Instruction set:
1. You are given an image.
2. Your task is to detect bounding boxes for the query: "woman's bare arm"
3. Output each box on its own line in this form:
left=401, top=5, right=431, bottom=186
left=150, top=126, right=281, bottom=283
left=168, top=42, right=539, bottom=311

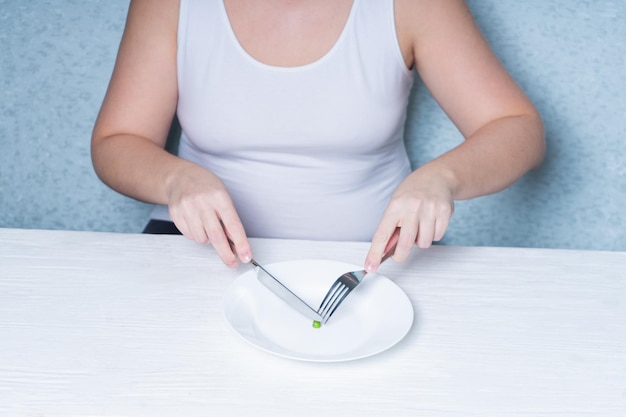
left=92, top=0, right=180, bottom=203
left=366, top=0, right=546, bottom=271
left=91, top=0, right=251, bottom=266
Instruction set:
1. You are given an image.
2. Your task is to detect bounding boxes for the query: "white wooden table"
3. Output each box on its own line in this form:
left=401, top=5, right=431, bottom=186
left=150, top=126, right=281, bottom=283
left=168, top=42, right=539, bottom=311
left=1, top=228, right=625, bottom=416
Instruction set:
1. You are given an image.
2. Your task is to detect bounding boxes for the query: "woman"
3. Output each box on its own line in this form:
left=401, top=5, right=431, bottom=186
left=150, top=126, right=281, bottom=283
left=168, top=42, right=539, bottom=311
left=91, top=0, right=545, bottom=272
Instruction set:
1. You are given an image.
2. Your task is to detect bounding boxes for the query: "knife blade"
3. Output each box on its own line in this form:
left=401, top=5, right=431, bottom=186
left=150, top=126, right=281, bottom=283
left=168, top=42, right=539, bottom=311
left=251, top=259, right=323, bottom=322
left=226, top=237, right=322, bottom=322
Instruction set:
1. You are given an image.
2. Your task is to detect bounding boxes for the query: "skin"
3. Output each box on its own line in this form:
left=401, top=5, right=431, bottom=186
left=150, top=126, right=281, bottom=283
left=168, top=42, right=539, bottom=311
left=92, top=0, right=545, bottom=271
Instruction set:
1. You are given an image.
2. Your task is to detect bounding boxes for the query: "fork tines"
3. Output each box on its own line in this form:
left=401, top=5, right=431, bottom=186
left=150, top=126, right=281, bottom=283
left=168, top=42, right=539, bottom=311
left=317, top=273, right=359, bottom=323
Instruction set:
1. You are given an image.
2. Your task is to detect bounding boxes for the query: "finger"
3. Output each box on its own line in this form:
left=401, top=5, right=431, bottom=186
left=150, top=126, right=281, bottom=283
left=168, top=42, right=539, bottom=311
left=170, top=207, right=206, bottom=243
left=185, top=210, right=211, bottom=244
left=415, top=202, right=439, bottom=249
left=415, top=204, right=436, bottom=249
left=203, top=215, right=238, bottom=268
left=392, top=219, right=418, bottom=263
left=416, top=218, right=435, bottom=249
left=365, top=219, right=399, bottom=273
left=212, top=193, right=251, bottom=264
left=383, top=227, right=402, bottom=256
left=220, top=216, right=252, bottom=263
left=171, top=200, right=212, bottom=244
left=169, top=196, right=212, bottom=244
left=433, top=213, right=451, bottom=242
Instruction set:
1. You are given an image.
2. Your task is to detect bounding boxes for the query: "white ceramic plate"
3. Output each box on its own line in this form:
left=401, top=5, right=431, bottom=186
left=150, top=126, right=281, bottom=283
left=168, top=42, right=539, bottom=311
left=223, top=259, right=414, bottom=362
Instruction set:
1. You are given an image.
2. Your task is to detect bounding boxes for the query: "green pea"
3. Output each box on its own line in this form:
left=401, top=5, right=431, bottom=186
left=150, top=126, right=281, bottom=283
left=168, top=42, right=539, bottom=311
left=312, top=320, right=321, bottom=329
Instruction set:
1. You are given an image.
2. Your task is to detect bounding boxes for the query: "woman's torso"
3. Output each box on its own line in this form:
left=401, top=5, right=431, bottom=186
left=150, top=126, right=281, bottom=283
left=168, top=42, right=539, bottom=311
left=152, top=0, right=415, bottom=241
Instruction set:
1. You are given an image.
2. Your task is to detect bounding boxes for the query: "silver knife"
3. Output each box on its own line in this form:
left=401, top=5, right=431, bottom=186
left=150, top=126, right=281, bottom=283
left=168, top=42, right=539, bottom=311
left=227, top=238, right=322, bottom=322
left=251, top=259, right=323, bottom=322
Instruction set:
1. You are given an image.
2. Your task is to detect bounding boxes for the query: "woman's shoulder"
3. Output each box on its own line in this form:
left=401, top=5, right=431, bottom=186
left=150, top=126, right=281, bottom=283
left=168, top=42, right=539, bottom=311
left=394, top=0, right=472, bottom=36
left=126, top=0, right=180, bottom=34
left=394, top=0, right=478, bottom=68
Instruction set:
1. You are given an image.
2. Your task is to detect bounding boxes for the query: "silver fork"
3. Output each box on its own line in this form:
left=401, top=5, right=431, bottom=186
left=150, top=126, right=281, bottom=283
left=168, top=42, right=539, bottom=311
left=317, top=230, right=400, bottom=324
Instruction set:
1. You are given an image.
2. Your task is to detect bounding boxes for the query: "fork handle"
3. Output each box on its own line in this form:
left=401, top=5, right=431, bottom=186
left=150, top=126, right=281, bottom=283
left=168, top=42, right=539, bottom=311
left=380, top=228, right=401, bottom=264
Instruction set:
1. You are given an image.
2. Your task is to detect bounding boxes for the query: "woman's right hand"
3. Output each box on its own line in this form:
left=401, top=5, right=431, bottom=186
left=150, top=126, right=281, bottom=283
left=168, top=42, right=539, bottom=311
left=166, top=165, right=252, bottom=268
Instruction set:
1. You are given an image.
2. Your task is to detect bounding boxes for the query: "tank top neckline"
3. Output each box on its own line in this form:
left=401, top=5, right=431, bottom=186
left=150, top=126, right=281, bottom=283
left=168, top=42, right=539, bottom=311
left=218, top=0, right=359, bottom=72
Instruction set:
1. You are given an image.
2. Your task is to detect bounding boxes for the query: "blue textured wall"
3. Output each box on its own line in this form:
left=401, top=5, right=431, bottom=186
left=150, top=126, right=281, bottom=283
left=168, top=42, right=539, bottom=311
left=1, top=1, right=625, bottom=251
left=0, top=1, right=152, bottom=232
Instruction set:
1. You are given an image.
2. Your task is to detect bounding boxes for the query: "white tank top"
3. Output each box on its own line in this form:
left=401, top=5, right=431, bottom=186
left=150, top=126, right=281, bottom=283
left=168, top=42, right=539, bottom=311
left=151, top=0, right=414, bottom=241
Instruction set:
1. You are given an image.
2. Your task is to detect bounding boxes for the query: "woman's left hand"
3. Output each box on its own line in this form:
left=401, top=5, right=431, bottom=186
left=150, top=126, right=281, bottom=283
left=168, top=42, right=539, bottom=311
left=364, top=165, right=455, bottom=273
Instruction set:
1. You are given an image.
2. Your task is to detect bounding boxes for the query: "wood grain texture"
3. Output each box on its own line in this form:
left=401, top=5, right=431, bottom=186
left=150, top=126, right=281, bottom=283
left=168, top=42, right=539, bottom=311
left=1, top=229, right=625, bottom=416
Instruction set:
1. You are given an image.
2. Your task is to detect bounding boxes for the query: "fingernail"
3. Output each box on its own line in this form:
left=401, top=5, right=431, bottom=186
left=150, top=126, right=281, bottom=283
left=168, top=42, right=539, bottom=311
left=365, top=262, right=376, bottom=273
left=241, top=252, right=251, bottom=263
